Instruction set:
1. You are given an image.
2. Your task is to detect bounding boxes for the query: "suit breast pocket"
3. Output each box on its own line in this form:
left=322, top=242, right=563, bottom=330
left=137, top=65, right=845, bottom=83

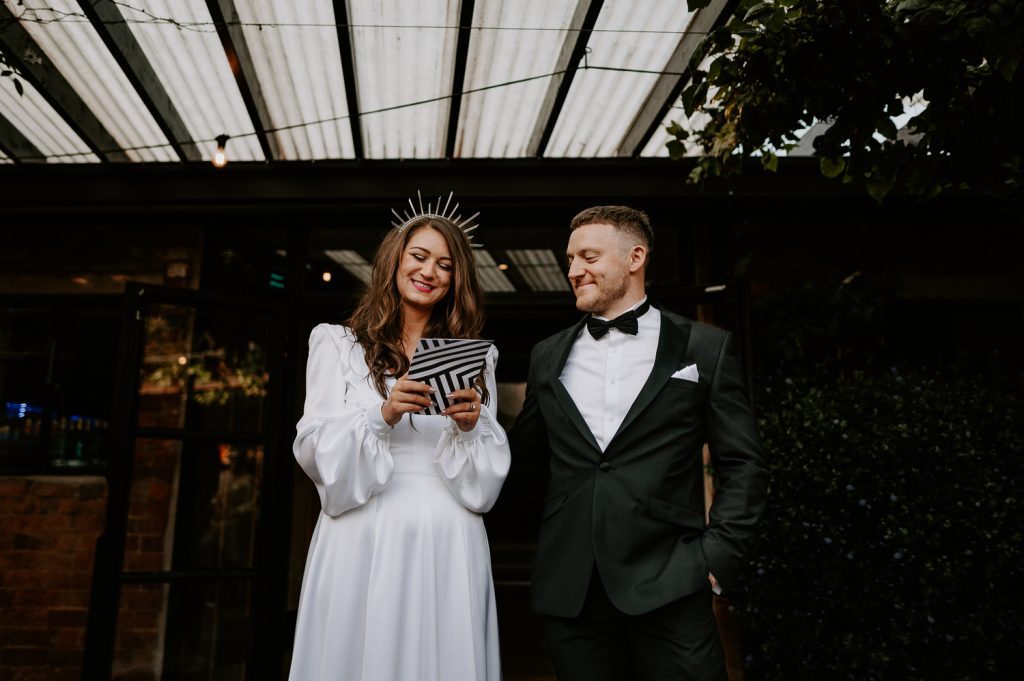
left=664, top=378, right=706, bottom=396
left=662, top=380, right=707, bottom=418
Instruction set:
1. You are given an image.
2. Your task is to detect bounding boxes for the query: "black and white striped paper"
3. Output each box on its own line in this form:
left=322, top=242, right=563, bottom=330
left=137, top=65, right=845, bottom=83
left=406, top=338, right=493, bottom=416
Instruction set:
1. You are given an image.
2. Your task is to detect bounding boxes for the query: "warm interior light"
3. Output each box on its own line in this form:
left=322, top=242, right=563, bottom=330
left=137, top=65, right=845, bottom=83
left=322, top=271, right=332, bottom=282
left=212, top=134, right=230, bottom=168
left=177, top=355, right=188, bottom=366
left=497, top=263, right=509, bottom=271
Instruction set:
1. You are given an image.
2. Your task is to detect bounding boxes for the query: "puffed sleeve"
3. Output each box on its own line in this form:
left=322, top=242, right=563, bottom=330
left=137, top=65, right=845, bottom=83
left=433, top=345, right=511, bottom=513
left=293, top=324, right=394, bottom=517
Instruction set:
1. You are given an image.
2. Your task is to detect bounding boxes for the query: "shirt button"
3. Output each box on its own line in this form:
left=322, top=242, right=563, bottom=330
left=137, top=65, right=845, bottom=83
left=599, top=462, right=611, bottom=472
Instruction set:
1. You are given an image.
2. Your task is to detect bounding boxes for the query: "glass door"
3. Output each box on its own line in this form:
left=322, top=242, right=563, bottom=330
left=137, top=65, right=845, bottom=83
left=84, top=283, right=287, bottom=680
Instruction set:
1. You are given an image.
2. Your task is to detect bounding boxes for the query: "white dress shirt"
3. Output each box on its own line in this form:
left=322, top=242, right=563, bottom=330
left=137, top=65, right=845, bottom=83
left=559, top=297, right=659, bottom=451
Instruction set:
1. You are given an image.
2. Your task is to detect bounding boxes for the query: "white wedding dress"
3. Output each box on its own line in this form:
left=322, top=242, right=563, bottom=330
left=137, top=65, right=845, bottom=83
left=288, top=324, right=510, bottom=681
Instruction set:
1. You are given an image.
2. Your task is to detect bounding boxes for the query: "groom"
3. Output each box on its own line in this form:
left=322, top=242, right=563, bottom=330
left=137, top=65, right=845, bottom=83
left=510, top=206, right=767, bottom=681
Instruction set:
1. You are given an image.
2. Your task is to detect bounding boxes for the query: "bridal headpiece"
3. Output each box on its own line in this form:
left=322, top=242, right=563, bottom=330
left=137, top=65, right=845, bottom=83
left=391, top=190, right=481, bottom=248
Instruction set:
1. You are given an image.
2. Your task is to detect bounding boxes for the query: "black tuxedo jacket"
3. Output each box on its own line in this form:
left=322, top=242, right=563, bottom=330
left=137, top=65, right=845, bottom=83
left=510, top=307, right=767, bottom=617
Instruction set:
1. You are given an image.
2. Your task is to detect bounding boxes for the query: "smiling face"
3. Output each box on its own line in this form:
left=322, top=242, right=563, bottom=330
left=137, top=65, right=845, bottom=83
left=566, top=222, right=644, bottom=317
left=396, top=226, right=453, bottom=313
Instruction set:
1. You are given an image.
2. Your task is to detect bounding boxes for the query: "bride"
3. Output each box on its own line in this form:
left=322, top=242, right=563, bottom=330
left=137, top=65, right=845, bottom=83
left=289, top=207, right=510, bottom=681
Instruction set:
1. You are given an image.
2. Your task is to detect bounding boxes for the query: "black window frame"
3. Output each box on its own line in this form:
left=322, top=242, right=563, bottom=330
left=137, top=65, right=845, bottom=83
left=0, top=293, right=123, bottom=475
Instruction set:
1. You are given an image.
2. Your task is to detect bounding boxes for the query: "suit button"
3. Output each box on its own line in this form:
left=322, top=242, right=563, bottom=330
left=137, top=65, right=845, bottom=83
left=598, top=462, right=611, bottom=472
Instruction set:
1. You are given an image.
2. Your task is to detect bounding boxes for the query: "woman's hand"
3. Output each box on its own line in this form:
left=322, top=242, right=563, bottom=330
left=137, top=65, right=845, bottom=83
left=381, top=378, right=434, bottom=426
left=443, top=387, right=482, bottom=433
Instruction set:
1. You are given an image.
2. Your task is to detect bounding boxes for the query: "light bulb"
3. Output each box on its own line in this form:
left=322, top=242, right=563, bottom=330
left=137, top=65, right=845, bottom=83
left=212, top=134, right=230, bottom=168
left=322, top=272, right=332, bottom=282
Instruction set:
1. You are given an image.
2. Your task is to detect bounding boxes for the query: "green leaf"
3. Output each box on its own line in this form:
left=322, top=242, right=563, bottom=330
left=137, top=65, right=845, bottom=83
left=666, top=120, right=688, bottom=138
left=767, top=9, right=787, bottom=32
left=895, top=0, right=929, bottom=13
left=744, top=2, right=775, bottom=23
left=1, top=70, right=11, bottom=77
left=685, top=0, right=713, bottom=11
left=14, top=78, right=23, bottom=97
left=988, top=3, right=1007, bottom=24
left=997, top=55, right=1018, bottom=81
left=680, top=83, right=698, bottom=115
left=820, top=156, right=846, bottom=178
left=681, top=81, right=709, bottom=117
left=763, top=153, right=780, bottom=172
left=708, top=57, right=723, bottom=83
left=667, top=139, right=687, bottom=160
left=965, top=16, right=992, bottom=39
left=865, top=174, right=896, bottom=203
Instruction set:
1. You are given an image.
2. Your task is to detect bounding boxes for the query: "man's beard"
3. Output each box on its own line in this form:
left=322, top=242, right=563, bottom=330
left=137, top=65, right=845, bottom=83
left=575, top=272, right=629, bottom=315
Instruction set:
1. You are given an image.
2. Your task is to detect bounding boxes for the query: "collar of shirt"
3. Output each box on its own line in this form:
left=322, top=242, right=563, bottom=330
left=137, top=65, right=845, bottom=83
left=593, top=296, right=649, bottom=322
left=578, top=296, right=656, bottom=343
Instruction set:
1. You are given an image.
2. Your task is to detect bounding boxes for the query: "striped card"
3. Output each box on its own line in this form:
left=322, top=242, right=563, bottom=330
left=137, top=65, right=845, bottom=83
left=407, top=338, right=493, bottom=416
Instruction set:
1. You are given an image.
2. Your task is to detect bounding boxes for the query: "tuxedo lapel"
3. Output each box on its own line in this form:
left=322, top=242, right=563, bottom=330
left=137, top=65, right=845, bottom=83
left=607, top=311, right=691, bottom=447
left=549, top=317, right=602, bottom=454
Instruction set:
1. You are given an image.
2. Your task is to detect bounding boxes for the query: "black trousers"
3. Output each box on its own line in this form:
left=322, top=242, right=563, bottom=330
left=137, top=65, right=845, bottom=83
left=542, top=567, right=727, bottom=681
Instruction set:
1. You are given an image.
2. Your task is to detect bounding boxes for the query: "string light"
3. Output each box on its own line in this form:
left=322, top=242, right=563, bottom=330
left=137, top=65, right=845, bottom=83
left=212, top=134, right=229, bottom=168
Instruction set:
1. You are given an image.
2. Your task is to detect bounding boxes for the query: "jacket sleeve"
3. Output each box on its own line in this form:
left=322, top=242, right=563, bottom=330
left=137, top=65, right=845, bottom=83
left=700, top=331, right=768, bottom=591
left=505, top=343, right=552, bottom=523
left=433, top=345, right=511, bottom=513
left=293, top=324, right=394, bottom=517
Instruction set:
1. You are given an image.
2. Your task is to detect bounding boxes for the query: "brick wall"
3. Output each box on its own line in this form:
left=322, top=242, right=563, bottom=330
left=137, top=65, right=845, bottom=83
left=0, top=475, right=107, bottom=681
left=111, top=439, right=179, bottom=681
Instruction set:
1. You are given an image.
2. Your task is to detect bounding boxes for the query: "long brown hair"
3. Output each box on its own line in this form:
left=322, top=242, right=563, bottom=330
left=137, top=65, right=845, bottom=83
left=347, top=216, right=487, bottom=400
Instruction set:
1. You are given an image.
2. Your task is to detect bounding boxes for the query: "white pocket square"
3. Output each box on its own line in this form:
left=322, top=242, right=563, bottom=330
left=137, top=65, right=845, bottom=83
left=671, top=364, right=699, bottom=382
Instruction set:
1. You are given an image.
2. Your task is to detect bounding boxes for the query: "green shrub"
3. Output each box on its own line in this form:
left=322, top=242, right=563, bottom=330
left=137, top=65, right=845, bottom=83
left=737, top=283, right=1023, bottom=679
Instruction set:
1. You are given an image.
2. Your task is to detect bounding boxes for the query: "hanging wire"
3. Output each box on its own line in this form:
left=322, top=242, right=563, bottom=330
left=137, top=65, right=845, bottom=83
left=2, top=0, right=711, bottom=36
left=4, top=64, right=688, bottom=162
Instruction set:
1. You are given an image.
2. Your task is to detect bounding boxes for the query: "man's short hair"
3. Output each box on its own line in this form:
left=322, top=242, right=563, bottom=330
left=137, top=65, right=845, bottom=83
left=569, top=206, right=654, bottom=259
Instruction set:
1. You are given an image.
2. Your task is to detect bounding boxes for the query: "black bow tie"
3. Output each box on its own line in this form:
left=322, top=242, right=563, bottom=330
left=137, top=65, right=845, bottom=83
left=586, top=301, right=651, bottom=340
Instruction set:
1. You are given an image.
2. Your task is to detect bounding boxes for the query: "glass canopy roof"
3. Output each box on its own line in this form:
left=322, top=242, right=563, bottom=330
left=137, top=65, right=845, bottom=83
left=0, top=0, right=776, bottom=164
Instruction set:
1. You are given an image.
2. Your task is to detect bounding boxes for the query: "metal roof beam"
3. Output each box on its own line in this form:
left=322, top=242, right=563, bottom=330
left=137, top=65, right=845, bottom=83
left=0, top=109, right=43, bottom=163
left=526, top=0, right=604, bottom=158
left=79, top=0, right=201, bottom=162
left=617, top=0, right=731, bottom=157
left=0, top=3, right=128, bottom=162
left=206, top=0, right=280, bottom=161
left=332, top=0, right=364, bottom=159
left=444, top=0, right=475, bottom=158
left=0, top=158, right=861, bottom=210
